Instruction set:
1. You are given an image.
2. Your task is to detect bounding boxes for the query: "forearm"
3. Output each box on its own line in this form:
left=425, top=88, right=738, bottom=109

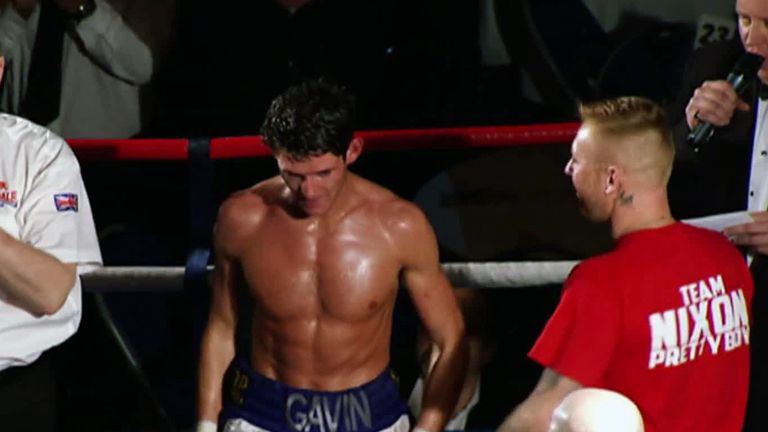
left=416, top=336, right=469, bottom=431
left=499, top=402, right=550, bottom=432
left=0, top=229, right=76, bottom=315
left=499, top=386, right=573, bottom=432
left=198, top=321, right=236, bottom=423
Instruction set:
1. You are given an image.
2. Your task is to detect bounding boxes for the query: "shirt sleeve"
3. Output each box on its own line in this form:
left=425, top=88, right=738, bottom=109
left=0, top=4, right=36, bottom=113
left=72, top=0, right=153, bottom=84
left=17, top=133, right=102, bottom=271
left=529, top=260, right=621, bottom=385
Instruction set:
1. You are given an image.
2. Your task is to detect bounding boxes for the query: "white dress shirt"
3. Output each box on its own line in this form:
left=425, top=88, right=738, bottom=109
left=0, top=114, right=102, bottom=371
left=748, top=99, right=768, bottom=213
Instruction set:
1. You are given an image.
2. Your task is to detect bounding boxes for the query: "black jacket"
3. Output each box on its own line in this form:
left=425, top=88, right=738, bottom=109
left=668, top=37, right=762, bottom=219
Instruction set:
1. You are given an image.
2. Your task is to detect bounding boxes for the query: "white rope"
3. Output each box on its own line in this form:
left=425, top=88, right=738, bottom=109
left=81, top=266, right=206, bottom=292
left=81, top=261, right=579, bottom=292
left=442, top=261, right=578, bottom=288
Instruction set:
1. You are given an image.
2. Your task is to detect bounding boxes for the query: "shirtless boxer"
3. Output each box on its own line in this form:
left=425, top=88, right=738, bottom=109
left=197, top=79, right=468, bottom=432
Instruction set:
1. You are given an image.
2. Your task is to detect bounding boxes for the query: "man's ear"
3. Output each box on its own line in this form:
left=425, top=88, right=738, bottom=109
left=0, top=56, right=5, bottom=86
left=604, top=165, right=620, bottom=195
left=345, top=137, right=363, bottom=165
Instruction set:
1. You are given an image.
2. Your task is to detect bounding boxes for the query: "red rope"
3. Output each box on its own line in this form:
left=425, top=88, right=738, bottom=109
left=69, top=122, right=580, bottom=161
left=67, top=138, right=189, bottom=161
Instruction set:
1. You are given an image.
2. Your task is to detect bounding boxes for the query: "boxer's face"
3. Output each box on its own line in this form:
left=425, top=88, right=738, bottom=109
left=277, top=151, right=348, bottom=216
left=275, top=138, right=362, bottom=216
left=737, top=0, right=768, bottom=83
left=565, top=125, right=612, bottom=222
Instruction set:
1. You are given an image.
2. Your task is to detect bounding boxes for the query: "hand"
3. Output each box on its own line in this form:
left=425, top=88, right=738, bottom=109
left=723, top=211, right=768, bottom=255
left=685, top=80, right=750, bottom=130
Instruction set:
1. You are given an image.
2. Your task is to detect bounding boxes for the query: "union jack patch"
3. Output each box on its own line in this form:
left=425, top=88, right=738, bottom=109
left=53, top=193, right=78, bottom=212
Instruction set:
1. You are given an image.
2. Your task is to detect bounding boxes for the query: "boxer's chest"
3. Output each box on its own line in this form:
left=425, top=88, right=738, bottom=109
left=242, top=217, right=401, bottom=319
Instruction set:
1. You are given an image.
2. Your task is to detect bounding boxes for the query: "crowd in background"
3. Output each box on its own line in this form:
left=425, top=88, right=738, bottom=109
left=1, top=0, right=738, bottom=140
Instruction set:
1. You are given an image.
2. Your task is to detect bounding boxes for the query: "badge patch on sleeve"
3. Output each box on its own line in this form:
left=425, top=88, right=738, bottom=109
left=0, top=181, right=18, bottom=207
left=54, top=193, right=78, bottom=212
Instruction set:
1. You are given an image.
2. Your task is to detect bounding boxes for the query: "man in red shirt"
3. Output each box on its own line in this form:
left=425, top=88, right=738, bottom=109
left=500, top=96, right=753, bottom=432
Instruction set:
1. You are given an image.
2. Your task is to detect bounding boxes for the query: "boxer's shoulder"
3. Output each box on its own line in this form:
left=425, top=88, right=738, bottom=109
left=214, top=184, right=277, bottom=246
left=375, top=199, right=434, bottom=256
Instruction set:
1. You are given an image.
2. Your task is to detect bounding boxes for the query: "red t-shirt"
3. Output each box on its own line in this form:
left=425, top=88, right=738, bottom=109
left=530, top=222, right=752, bottom=432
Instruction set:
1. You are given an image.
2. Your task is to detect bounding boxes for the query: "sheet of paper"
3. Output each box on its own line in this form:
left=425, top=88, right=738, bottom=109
left=682, top=210, right=754, bottom=232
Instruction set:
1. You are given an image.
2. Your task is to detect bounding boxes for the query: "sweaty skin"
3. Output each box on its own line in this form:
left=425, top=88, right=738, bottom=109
left=235, top=176, right=408, bottom=387
left=198, top=157, right=467, bottom=431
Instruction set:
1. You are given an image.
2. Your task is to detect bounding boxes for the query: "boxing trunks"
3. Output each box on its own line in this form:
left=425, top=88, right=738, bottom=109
left=220, top=359, right=410, bottom=432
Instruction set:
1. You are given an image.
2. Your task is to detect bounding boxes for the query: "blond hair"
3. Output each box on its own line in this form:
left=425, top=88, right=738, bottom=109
left=579, top=97, right=675, bottom=185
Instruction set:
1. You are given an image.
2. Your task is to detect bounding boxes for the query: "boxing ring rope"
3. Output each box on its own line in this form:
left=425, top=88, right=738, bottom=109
left=70, top=122, right=580, bottom=160
left=81, top=261, right=580, bottom=293
left=71, top=122, right=582, bottom=292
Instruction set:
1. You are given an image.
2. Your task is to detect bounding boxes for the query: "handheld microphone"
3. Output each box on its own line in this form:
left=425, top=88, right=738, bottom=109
left=687, top=52, right=765, bottom=148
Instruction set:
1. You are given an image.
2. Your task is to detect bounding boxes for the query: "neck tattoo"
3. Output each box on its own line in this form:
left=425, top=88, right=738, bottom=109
left=618, top=191, right=634, bottom=205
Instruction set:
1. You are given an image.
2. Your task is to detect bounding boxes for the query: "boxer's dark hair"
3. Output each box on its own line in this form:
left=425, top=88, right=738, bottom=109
left=261, top=78, right=356, bottom=159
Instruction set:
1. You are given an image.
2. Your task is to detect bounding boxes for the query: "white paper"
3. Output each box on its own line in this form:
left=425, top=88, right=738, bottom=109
left=682, top=210, right=754, bottom=232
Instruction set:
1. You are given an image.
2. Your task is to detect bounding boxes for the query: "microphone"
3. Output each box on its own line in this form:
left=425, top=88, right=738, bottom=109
left=687, top=52, right=765, bottom=148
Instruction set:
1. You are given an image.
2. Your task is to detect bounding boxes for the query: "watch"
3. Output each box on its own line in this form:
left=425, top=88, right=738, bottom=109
left=70, top=0, right=97, bottom=23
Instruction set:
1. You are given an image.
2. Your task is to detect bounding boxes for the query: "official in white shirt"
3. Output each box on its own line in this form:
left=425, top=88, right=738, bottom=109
left=0, top=54, right=102, bottom=431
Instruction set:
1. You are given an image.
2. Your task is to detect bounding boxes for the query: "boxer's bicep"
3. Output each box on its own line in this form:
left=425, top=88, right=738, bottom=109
left=210, top=201, right=243, bottom=328
left=210, top=253, right=237, bottom=328
left=395, top=204, right=461, bottom=347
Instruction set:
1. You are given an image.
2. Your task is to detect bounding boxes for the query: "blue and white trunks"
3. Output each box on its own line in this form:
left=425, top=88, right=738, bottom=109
left=219, top=359, right=411, bottom=432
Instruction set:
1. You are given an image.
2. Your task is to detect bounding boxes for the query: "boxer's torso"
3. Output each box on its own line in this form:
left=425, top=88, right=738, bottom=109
left=230, top=175, right=407, bottom=391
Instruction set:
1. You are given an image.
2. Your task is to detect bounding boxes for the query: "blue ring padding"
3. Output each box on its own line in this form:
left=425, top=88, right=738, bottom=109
left=185, top=137, right=214, bottom=286
left=185, top=248, right=211, bottom=285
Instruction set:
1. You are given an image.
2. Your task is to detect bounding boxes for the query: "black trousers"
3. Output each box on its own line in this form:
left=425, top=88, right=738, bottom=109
left=744, top=255, right=768, bottom=432
left=0, top=351, right=57, bottom=432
